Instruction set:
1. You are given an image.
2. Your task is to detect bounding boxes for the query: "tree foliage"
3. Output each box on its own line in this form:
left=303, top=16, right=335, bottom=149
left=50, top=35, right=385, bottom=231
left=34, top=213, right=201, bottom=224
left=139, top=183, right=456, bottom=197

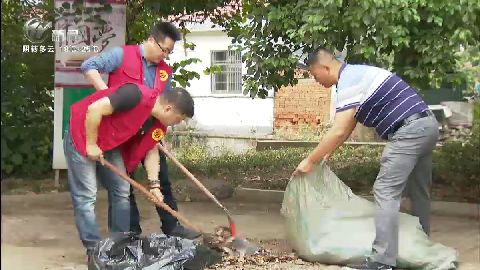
left=1, top=0, right=55, bottom=177
left=217, top=0, right=480, bottom=98
left=0, top=0, right=236, bottom=177
left=3, top=0, right=478, bottom=178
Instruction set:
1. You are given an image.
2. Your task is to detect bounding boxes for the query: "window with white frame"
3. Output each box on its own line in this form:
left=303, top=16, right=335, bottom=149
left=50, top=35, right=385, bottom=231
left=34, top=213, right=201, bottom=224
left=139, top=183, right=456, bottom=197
left=211, top=50, right=242, bottom=94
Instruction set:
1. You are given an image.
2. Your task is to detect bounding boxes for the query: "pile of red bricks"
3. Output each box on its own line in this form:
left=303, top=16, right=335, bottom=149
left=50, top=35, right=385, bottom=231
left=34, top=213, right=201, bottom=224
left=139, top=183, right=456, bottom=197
left=274, top=79, right=332, bottom=130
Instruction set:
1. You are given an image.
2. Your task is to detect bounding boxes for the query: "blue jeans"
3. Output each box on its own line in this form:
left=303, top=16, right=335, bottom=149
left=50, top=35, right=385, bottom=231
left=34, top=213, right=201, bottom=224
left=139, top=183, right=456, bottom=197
left=64, top=129, right=131, bottom=253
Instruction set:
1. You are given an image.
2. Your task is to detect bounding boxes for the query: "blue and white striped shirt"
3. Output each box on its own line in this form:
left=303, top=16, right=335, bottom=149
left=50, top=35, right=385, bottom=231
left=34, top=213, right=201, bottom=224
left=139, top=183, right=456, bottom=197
left=336, top=64, right=428, bottom=139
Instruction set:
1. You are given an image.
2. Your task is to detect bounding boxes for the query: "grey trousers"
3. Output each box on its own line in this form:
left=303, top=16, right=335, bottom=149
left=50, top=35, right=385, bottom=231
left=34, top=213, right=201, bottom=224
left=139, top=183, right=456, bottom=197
left=372, top=115, right=439, bottom=266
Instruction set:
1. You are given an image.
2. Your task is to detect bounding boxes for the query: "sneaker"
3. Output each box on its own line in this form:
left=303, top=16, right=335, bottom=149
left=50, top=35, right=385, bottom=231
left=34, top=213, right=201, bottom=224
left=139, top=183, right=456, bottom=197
left=343, top=259, right=393, bottom=270
left=165, top=224, right=201, bottom=240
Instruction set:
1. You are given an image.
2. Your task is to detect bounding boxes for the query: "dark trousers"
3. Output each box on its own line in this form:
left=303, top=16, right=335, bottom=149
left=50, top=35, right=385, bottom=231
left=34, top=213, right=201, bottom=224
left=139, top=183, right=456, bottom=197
left=129, top=153, right=178, bottom=234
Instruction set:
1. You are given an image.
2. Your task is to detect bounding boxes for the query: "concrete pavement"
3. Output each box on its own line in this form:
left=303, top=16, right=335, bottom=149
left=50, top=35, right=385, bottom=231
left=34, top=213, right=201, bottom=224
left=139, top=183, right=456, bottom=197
left=1, top=191, right=479, bottom=269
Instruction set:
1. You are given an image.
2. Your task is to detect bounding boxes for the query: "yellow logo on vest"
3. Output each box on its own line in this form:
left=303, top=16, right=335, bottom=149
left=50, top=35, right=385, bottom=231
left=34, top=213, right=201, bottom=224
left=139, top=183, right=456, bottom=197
left=151, top=128, right=165, bottom=141
left=159, top=70, right=169, bottom=82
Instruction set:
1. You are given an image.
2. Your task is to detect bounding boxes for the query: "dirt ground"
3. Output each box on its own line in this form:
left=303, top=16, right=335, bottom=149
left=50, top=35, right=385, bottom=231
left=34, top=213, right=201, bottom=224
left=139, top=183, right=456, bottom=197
left=1, top=191, right=479, bottom=270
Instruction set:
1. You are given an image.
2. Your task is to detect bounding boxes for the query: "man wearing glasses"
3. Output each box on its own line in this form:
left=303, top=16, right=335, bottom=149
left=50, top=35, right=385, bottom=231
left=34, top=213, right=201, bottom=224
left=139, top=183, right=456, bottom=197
left=80, top=22, right=201, bottom=240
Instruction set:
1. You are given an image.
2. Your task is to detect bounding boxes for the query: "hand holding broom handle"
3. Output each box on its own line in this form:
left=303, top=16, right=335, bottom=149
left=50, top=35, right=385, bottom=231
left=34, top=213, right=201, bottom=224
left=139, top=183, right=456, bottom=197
left=101, top=159, right=201, bottom=234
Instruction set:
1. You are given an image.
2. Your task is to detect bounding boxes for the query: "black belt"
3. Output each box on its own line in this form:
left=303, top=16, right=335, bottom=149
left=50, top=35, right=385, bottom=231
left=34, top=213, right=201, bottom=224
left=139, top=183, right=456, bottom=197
left=391, top=110, right=434, bottom=135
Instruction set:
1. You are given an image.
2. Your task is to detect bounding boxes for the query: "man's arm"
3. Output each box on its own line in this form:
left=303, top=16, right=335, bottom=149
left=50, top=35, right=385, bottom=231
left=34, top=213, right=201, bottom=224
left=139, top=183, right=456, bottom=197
left=307, top=108, right=357, bottom=163
left=293, top=108, right=357, bottom=175
left=85, top=97, right=114, bottom=161
left=80, top=47, right=123, bottom=91
left=84, top=84, right=142, bottom=161
left=144, top=145, right=164, bottom=202
left=144, top=146, right=160, bottom=182
left=84, top=70, right=109, bottom=91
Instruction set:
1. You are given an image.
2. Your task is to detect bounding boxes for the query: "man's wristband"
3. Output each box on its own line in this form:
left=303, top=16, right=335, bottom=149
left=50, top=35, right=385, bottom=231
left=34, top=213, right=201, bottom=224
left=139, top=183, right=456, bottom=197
left=148, top=179, right=160, bottom=188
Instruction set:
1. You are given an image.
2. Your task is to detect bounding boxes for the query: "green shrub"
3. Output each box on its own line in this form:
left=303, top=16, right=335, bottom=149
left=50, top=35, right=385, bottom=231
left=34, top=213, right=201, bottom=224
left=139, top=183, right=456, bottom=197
left=160, top=140, right=382, bottom=192
left=330, top=146, right=382, bottom=191
left=433, top=101, right=480, bottom=189
left=1, top=126, right=53, bottom=178
left=136, top=110, right=479, bottom=197
left=434, top=140, right=479, bottom=188
left=172, top=145, right=310, bottom=177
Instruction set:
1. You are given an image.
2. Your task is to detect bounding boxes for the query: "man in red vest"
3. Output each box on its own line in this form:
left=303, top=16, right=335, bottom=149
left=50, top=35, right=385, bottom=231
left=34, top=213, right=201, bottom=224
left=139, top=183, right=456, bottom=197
left=80, top=22, right=200, bottom=239
left=65, top=83, right=194, bottom=258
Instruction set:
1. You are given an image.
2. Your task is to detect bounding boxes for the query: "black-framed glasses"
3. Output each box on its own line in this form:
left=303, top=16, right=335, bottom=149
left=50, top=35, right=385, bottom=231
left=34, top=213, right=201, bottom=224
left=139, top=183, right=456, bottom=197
left=155, top=41, right=173, bottom=54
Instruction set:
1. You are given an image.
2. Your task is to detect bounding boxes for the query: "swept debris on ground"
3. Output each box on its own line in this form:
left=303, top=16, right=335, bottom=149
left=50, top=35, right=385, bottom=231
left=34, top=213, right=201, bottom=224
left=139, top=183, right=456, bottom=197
left=202, top=227, right=339, bottom=270
left=207, top=249, right=338, bottom=270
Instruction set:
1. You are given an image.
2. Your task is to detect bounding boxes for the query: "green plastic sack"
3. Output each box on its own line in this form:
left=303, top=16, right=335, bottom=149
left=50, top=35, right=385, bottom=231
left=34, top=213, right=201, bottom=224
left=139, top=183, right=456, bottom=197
left=281, top=162, right=457, bottom=270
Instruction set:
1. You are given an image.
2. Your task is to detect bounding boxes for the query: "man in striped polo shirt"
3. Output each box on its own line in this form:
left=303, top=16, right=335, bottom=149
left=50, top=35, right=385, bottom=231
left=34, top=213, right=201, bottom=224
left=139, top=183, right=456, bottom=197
left=293, top=47, right=439, bottom=270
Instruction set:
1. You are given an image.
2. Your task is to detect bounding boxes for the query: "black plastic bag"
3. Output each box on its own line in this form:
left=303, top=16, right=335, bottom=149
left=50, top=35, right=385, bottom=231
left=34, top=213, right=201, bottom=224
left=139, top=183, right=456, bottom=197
left=183, top=245, right=223, bottom=270
left=89, top=232, right=221, bottom=270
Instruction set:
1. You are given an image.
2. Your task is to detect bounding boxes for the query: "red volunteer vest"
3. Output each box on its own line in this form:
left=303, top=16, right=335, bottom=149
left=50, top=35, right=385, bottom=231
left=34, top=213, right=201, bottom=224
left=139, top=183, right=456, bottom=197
left=120, top=122, right=167, bottom=173
left=69, top=83, right=159, bottom=157
left=108, top=45, right=172, bottom=93
left=108, top=45, right=172, bottom=173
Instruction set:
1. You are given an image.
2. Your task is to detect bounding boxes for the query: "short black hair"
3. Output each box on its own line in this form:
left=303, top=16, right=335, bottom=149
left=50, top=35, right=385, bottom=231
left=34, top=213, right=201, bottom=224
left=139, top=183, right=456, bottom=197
left=161, top=87, right=194, bottom=118
left=150, top=22, right=181, bottom=42
left=305, top=46, right=334, bottom=66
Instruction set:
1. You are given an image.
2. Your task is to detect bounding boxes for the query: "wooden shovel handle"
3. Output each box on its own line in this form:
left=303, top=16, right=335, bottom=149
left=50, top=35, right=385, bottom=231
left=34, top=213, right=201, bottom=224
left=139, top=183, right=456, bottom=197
left=156, top=143, right=232, bottom=216
left=101, top=159, right=201, bottom=234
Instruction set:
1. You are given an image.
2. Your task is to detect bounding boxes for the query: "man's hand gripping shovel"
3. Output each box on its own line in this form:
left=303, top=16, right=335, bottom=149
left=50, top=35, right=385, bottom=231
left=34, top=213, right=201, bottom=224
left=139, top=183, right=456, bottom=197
left=156, top=143, right=258, bottom=256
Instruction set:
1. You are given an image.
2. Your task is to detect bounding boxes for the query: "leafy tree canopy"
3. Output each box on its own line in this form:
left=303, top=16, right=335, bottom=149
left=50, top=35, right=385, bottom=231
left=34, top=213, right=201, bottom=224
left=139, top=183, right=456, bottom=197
left=216, top=0, right=480, bottom=98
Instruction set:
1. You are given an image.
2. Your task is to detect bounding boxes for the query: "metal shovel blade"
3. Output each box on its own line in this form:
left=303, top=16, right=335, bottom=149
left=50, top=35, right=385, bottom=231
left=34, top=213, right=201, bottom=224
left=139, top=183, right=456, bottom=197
left=231, top=237, right=260, bottom=256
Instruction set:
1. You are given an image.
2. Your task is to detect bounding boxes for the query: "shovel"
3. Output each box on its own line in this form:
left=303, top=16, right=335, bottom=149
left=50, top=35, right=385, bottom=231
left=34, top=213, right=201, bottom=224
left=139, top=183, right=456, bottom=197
left=157, top=143, right=259, bottom=255
left=102, top=159, right=201, bottom=234
left=102, top=157, right=258, bottom=256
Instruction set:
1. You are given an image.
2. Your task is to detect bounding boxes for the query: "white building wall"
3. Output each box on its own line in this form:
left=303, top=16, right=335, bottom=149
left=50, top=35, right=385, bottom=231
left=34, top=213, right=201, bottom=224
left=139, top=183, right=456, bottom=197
left=168, top=27, right=274, bottom=137
left=186, top=96, right=274, bottom=136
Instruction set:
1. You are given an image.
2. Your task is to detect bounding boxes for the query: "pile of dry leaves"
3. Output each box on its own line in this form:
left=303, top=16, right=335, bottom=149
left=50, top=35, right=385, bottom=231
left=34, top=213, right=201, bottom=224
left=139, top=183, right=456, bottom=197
left=202, top=227, right=335, bottom=270
left=209, top=249, right=314, bottom=269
